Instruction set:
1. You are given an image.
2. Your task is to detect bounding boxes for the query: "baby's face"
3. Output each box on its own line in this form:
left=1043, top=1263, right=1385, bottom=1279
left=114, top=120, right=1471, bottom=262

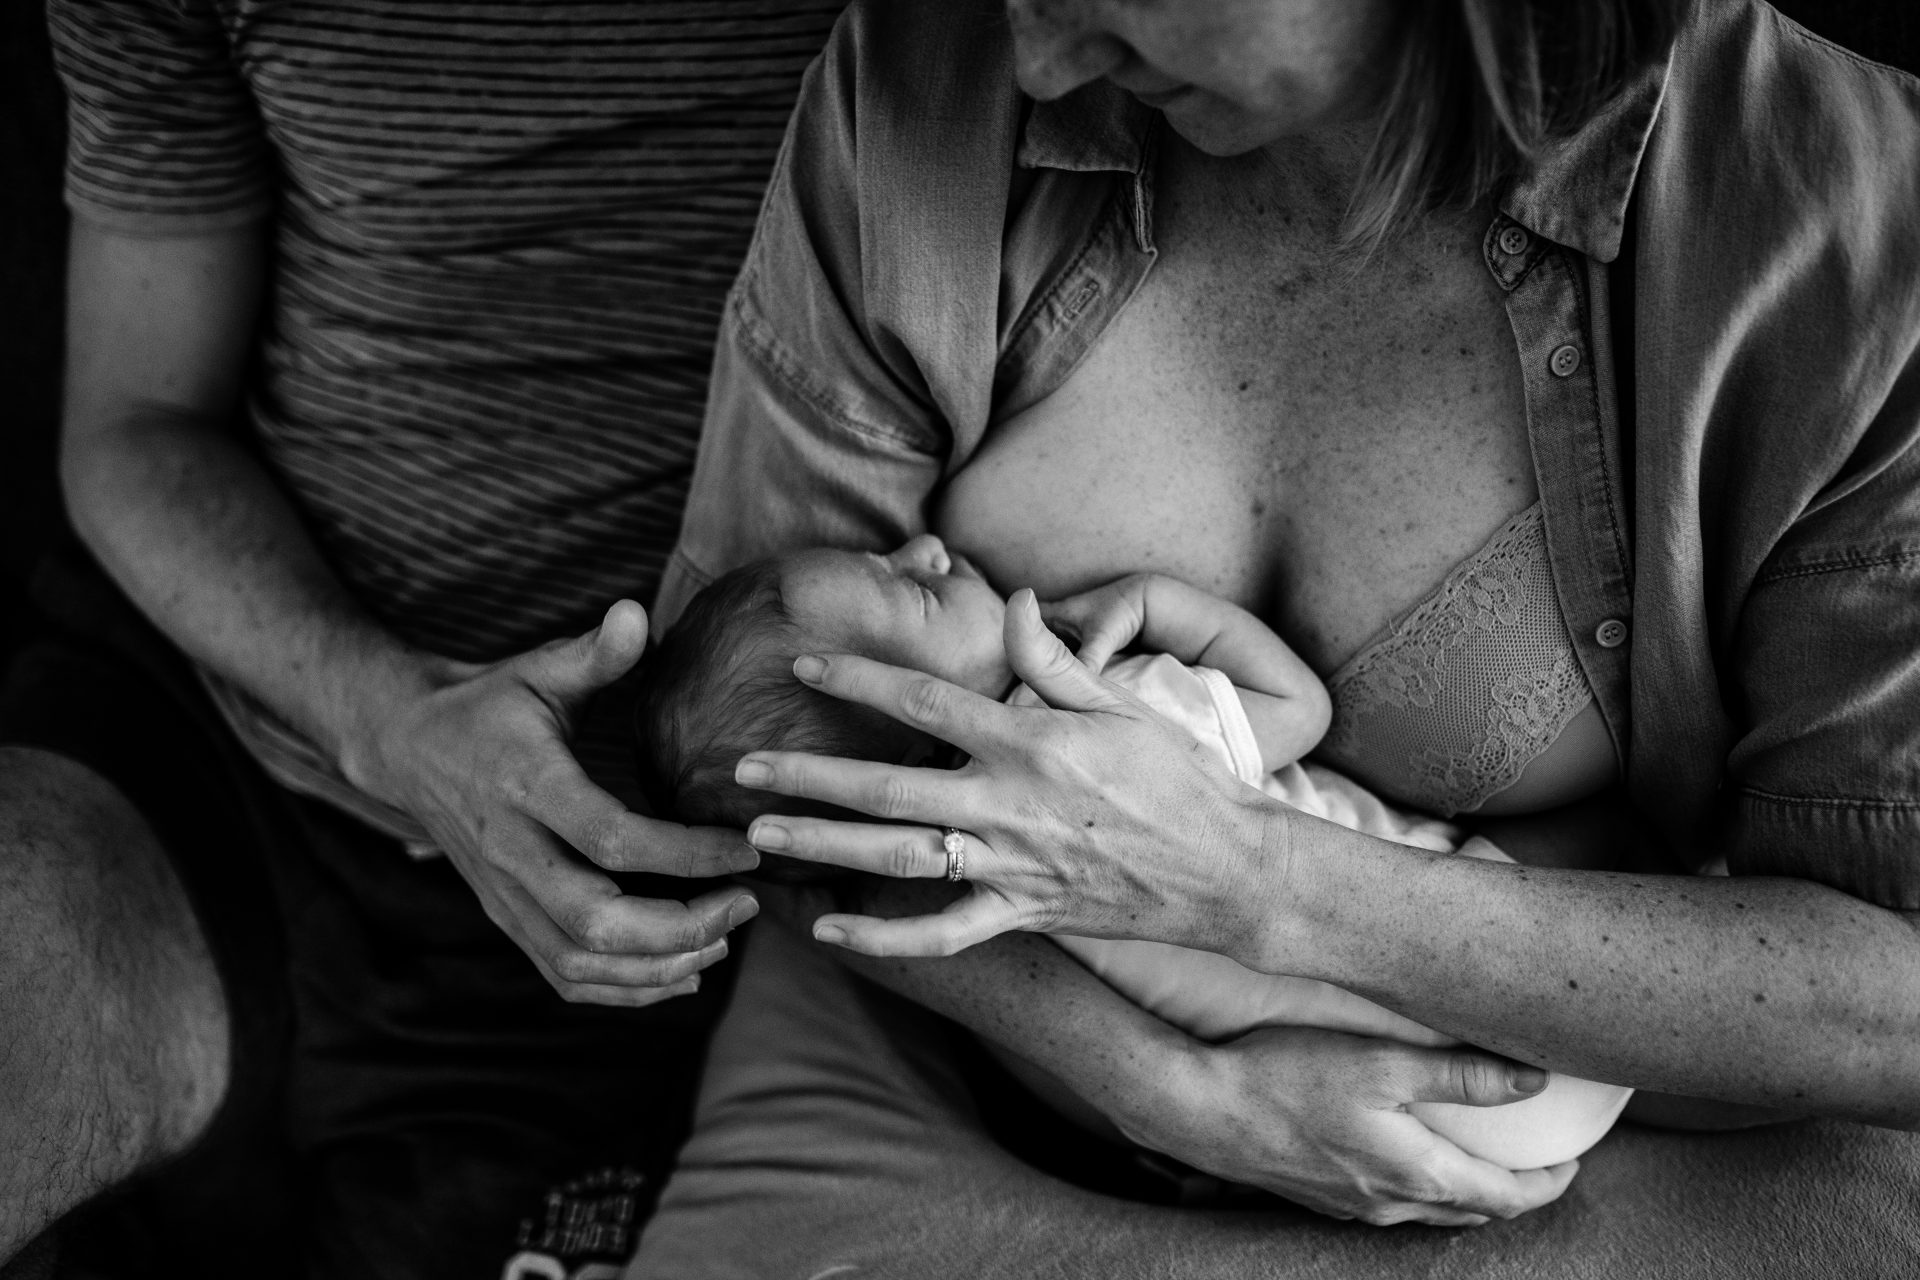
left=780, top=535, right=1014, bottom=697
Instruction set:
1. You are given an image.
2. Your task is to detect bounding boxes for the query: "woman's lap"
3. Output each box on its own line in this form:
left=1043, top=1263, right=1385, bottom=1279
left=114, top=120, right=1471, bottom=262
left=630, top=919, right=1920, bottom=1279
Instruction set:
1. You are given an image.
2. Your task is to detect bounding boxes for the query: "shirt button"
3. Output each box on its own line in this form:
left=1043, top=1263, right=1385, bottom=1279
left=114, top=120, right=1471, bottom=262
left=1594, top=618, right=1629, bottom=648
left=1498, top=226, right=1531, bottom=256
left=1550, top=344, right=1582, bottom=377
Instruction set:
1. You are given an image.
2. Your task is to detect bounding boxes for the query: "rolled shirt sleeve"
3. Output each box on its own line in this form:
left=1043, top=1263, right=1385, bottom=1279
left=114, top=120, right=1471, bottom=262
left=49, top=0, right=274, bottom=233
left=1725, top=430, right=1920, bottom=907
left=654, top=1, right=1020, bottom=632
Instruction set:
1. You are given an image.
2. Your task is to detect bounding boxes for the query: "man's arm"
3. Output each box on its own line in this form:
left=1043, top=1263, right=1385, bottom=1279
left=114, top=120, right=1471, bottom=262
left=61, top=221, right=758, bottom=1005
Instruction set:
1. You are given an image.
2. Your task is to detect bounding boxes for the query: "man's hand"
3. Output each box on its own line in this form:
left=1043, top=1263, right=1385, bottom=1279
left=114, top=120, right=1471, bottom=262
left=1127, top=1027, right=1579, bottom=1226
left=343, top=599, right=761, bottom=1006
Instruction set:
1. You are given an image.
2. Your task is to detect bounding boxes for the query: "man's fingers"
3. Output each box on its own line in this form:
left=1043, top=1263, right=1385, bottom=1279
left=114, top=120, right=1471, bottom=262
left=503, top=844, right=756, bottom=956
left=500, top=878, right=744, bottom=988
left=811, top=889, right=1021, bottom=957
left=536, top=972, right=705, bottom=1008
left=746, top=815, right=955, bottom=879
left=520, top=753, right=759, bottom=876
left=734, top=749, right=972, bottom=826
left=789, top=651, right=1005, bottom=755
left=1005, top=590, right=1131, bottom=713
left=524, top=598, right=649, bottom=703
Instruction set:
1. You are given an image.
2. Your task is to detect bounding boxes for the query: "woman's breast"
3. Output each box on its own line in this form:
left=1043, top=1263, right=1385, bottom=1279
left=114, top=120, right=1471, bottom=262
left=937, top=189, right=1540, bottom=676
left=934, top=171, right=1616, bottom=812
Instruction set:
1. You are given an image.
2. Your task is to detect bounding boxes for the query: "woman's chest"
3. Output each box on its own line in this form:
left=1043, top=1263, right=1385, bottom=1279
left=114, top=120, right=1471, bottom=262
left=940, top=174, right=1535, bottom=675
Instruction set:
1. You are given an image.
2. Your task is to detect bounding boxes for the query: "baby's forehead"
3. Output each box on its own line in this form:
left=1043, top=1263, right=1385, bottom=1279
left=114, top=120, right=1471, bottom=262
left=777, top=548, right=903, bottom=629
left=779, top=547, right=886, bottom=595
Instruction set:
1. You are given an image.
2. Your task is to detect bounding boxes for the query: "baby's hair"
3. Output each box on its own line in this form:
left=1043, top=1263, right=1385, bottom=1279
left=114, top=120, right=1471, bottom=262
left=635, top=558, right=922, bottom=838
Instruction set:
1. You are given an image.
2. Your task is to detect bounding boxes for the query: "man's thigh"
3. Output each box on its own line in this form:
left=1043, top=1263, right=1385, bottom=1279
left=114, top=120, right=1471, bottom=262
left=0, top=622, right=293, bottom=1275
left=632, top=918, right=1920, bottom=1280
left=2, top=557, right=733, bottom=1279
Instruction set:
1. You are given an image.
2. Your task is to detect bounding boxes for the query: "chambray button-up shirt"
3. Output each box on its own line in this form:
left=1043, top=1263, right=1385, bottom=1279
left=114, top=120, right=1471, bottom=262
left=664, top=0, right=1920, bottom=908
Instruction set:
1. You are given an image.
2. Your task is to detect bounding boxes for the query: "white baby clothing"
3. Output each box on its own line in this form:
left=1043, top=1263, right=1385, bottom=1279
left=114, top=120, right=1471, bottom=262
left=1011, top=653, right=1632, bottom=1170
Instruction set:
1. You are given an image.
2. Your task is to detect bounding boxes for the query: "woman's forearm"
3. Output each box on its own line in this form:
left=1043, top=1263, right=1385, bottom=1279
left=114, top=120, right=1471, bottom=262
left=1240, top=807, right=1920, bottom=1127
left=756, top=877, right=1195, bottom=1133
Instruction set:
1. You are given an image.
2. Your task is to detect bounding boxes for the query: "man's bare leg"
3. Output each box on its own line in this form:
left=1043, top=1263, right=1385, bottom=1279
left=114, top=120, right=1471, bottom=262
left=0, top=747, right=229, bottom=1261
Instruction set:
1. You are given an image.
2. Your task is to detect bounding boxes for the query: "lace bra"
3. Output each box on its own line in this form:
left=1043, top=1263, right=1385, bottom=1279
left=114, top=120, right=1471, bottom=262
left=1316, top=503, right=1599, bottom=816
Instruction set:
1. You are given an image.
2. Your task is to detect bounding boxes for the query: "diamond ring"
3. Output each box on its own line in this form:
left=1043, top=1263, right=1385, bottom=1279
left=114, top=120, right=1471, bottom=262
left=942, top=827, right=967, bottom=882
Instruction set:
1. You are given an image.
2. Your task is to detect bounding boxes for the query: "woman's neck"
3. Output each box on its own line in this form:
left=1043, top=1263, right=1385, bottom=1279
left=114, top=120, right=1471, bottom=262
left=1250, top=118, right=1380, bottom=235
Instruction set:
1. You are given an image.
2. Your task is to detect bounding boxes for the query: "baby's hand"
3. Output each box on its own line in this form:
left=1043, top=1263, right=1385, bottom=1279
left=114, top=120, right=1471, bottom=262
left=1040, top=573, right=1160, bottom=673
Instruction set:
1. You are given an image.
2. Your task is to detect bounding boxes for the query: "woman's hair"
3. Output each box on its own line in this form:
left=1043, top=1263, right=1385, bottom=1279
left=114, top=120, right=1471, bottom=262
left=634, top=558, right=921, bottom=835
left=1348, top=0, right=1693, bottom=252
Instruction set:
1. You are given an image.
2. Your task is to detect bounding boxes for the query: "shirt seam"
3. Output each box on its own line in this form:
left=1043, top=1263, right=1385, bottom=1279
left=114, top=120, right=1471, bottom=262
left=1753, top=546, right=1920, bottom=585
left=1001, top=193, right=1115, bottom=359
left=1739, top=785, right=1920, bottom=813
left=1567, top=251, right=1632, bottom=578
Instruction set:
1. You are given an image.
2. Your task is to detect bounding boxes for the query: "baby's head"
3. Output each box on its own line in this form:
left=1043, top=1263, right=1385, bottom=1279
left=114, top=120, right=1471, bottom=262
left=636, top=535, right=1013, bottom=830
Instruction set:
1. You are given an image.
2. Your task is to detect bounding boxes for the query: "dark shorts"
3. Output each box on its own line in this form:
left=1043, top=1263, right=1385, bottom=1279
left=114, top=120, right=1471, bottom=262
left=0, top=547, right=737, bottom=1280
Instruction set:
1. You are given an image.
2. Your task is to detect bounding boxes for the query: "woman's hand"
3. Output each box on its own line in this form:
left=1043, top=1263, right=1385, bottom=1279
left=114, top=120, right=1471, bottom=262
left=735, top=590, right=1284, bottom=959
left=1133, top=1027, right=1579, bottom=1226
left=342, top=600, right=762, bottom=1006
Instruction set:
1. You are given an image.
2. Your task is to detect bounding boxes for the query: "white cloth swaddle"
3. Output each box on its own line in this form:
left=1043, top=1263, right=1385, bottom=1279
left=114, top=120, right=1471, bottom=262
left=1012, top=653, right=1631, bottom=1170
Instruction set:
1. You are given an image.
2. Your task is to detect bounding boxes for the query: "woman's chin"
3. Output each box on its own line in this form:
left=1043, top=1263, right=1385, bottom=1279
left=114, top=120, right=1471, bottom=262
left=1158, top=100, right=1292, bottom=157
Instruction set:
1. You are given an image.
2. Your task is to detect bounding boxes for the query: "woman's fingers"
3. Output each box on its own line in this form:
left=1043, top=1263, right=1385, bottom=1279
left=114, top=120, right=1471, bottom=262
left=1005, top=590, right=1134, bottom=714
left=747, top=815, right=959, bottom=879
left=1397, top=1045, right=1552, bottom=1108
left=790, top=652, right=1007, bottom=755
left=811, top=887, right=1024, bottom=957
left=1397, top=1142, right=1580, bottom=1222
left=735, top=748, right=973, bottom=826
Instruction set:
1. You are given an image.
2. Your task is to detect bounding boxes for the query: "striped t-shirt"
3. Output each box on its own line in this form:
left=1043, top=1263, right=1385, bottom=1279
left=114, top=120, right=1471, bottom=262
left=50, top=0, right=845, bottom=839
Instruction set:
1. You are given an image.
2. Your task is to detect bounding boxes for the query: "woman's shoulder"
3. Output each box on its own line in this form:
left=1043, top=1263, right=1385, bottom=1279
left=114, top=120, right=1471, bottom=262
left=774, top=0, right=1024, bottom=225
left=1656, top=1, right=1920, bottom=224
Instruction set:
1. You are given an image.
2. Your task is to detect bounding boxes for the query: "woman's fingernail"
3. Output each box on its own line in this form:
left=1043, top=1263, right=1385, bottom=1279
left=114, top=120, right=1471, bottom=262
left=697, top=938, right=728, bottom=965
left=735, top=759, right=773, bottom=787
left=1510, top=1066, right=1550, bottom=1093
left=814, top=924, right=847, bottom=946
left=793, top=655, right=827, bottom=683
left=749, top=822, right=791, bottom=851
left=727, top=896, right=760, bottom=929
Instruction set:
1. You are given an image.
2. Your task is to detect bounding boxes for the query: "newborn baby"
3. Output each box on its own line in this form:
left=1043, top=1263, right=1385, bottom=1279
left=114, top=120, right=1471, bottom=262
left=636, top=535, right=1630, bottom=1170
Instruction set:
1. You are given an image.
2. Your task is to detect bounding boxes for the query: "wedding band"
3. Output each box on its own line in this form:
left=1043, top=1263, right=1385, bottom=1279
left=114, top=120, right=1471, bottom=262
left=942, top=827, right=967, bottom=882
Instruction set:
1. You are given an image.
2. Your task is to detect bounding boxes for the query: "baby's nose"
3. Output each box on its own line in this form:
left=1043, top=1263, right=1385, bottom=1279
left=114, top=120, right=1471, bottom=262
left=894, top=534, right=951, bottom=575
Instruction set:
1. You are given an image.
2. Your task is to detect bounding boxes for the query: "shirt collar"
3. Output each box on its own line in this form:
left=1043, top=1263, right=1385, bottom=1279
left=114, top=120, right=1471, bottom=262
left=1501, top=47, right=1672, bottom=264
left=1016, top=45, right=1674, bottom=266
left=1019, top=80, right=1155, bottom=175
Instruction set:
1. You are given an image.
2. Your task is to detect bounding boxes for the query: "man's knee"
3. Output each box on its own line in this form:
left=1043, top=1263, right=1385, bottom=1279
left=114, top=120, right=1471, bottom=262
left=0, top=746, right=229, bottom=1253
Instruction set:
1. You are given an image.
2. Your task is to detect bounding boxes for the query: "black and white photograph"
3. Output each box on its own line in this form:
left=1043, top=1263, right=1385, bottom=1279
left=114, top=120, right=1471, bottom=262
left=3, top=2, right=1918, bottom=1276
